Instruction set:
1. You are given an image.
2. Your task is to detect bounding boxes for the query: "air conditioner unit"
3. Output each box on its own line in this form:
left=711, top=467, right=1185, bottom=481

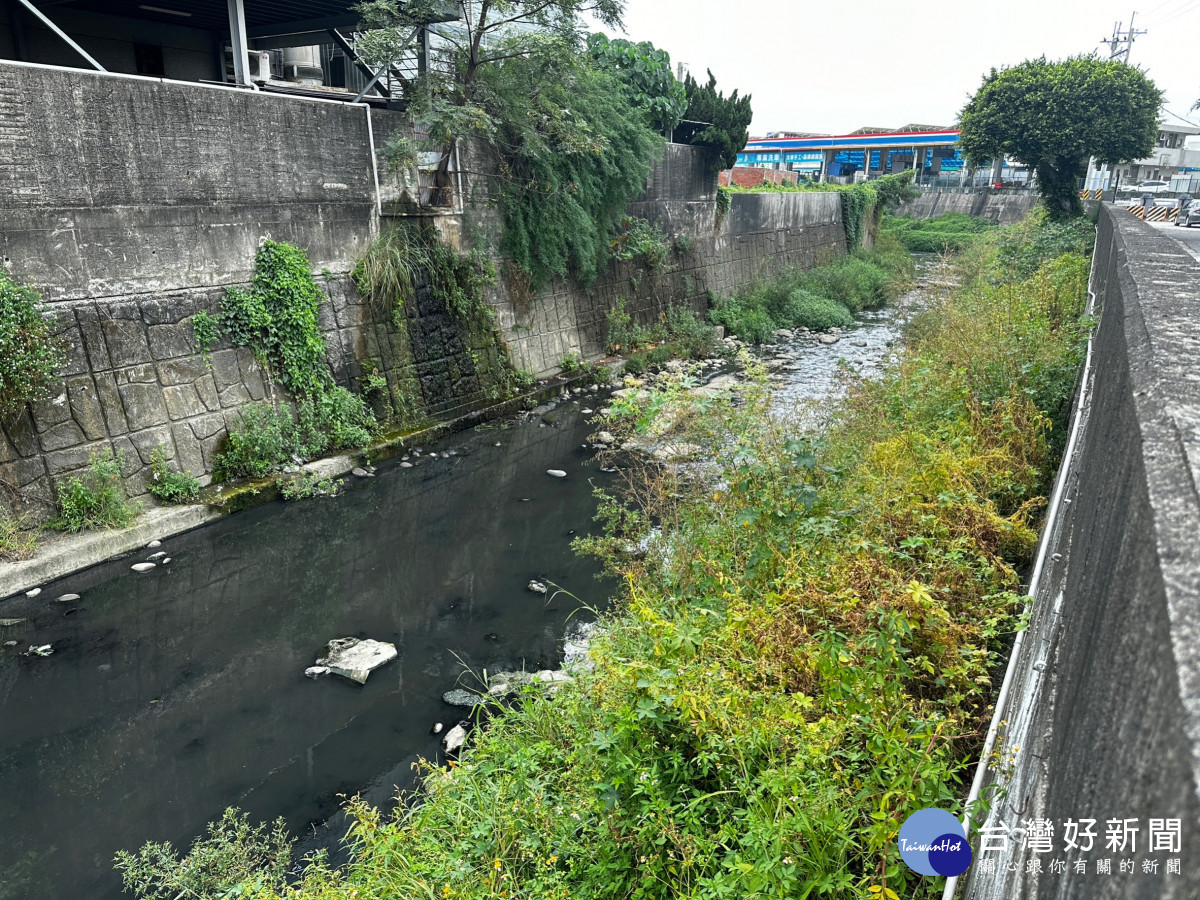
left=224, top=48, right=271, bottom=84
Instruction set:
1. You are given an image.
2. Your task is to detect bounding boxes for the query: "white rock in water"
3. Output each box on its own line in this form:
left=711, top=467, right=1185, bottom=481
left=55, top=593, right=81, bottom=603
left=818, top=334, right=840, bottom=345
left=546, top=469, right=567, bottom=478
left=495, top=442, right=502, bottom=447
left=400, top=462, right=413, bottom=468
left=581, top=408, right=594, bottom=415
left=162, top=558, right=172, bottom=565
left=305, top=666, right=331, bottom=679
left=442, top=722, right=469, bottom=754
left=131, top=562, right=156, bottom=573
left=528, top=580, right=548, bottom=594
left=147, top=540, right=162, bottom=549
left=3, top=640, right=17, bottom=647
left=536, top=669, right=574, bottom=684
left=433, top=722, right=444, bottom=734
left=352, top=467, right=373, bottom=478
left=147, top=551, right=166, bottom=560
left=25, top=588, right=41, bottom=598
left=315, top=637, right=398, bottom=685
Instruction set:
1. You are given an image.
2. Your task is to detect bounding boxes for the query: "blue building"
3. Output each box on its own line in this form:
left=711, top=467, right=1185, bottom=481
left=736, top=127, right=966, bottom=181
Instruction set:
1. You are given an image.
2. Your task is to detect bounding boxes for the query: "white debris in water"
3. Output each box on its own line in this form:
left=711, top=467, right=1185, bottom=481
left=55, top=594, right=80, bottom=603
left=146, top=551, right=166, bottom=560
left=546, top=469, right=567, bottom=478
left=400, top=462, right=413, bottom=468
left=131, top=562, right=156, bottom=573
left=433, top=722, right=444, bottom=734
left=528, top=580, right=548, bottom=594
left=147, top=540, right=162, bottom=549
left=314, top=637, right=398, bottom=685
left=25, top=644, right=53, bottom=657
left=442, top=722, right=469, bottom=754
left=581, top=408, right=593, bottom=414
left=25, top=588, right=41, bottom=598
left=305, top=666, right=331, bottom=679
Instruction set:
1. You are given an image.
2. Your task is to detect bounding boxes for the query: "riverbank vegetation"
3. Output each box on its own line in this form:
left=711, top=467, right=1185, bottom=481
left=882, top=212, right=998, bottom=253
left=116, top=212, right=1094, bottom=898
left=711, top=234, right=913, bottom=342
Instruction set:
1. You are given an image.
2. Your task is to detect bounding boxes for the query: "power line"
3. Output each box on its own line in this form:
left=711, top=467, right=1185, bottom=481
left=1100, top=11, right=1147, bottom=63
left=1156, top=0, right=1200, bottom=25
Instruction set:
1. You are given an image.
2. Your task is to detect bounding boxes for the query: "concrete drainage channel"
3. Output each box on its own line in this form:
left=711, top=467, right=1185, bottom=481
left=0, top=369, right=616, bottom=600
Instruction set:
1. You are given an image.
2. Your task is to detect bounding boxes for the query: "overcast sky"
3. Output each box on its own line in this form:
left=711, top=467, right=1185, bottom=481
left=587, top=0, right=1199, bottom=136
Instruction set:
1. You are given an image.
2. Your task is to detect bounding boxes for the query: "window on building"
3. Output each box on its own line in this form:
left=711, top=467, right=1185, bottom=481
left=134, top=43, right=165, bottom=77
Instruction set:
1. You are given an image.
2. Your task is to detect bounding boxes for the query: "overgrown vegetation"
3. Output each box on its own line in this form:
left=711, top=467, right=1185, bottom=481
left=605, top=299, right=720, bottom=375
left=883, top=212, right=998, bottom=253
left=674, top=69, right=754, bottom=172
left=608, top=216, right=672, bottom=269
left=277, top=472, right=341, bottom=501
left=114, top=808, right=292, bottom=900
left=50, top=451, right=139, bottom=533
left=135, top=213, right=1091, bottom=900
left=587, top=34, right=687, bottom=134
left=0, top=509, right=37, bottom=560
left=198, top=241, right=378, bottom=481
left=146, top=448, right=201, bottom=505
left=711, top=234, right=914, bottom=342
left=0, top=270, right=65, bottom=421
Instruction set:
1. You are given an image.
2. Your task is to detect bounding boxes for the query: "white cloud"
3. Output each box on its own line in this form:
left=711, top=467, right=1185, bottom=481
left=587, top=0, right=1198, bottom=135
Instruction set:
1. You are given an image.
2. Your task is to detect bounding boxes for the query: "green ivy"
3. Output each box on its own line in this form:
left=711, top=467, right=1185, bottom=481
left=0, top=270, right=65, bottom=421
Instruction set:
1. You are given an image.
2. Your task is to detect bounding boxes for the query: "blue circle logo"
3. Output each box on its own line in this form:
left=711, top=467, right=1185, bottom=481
left=898, top=809, right=971, bottom=877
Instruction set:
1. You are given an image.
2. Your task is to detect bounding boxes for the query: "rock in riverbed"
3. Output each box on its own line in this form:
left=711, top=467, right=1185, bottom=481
left=443, top=688, right=486, bottom=708
left=442, top=721, right=469, bottom=754
left=546, top=469, right=567, bottom=478
left=311, top=637, right=398, bottom=684
left=131, top=562, right=156, bottom=573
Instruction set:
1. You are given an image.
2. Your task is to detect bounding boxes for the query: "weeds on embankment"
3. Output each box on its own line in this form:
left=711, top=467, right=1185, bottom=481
left=117, top=211, right=1094, bottom=900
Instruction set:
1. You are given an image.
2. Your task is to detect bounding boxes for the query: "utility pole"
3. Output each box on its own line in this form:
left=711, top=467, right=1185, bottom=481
left=1101, top=12, right=1146, bottom=64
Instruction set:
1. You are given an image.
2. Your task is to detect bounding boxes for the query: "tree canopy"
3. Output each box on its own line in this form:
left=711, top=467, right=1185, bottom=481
left=674, top=70, right=753, bottom=173
left=958, top=56, right=1162, bottom=219
left=586, top=34, right=686, bottom=134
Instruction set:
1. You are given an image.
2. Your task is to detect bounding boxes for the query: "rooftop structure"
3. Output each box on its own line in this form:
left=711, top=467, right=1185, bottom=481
left=0, top=0, right=457, bottom=102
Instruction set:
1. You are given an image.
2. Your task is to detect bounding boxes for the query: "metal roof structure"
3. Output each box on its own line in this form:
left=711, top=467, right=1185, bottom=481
left=20, top=0, right=363, bottom=34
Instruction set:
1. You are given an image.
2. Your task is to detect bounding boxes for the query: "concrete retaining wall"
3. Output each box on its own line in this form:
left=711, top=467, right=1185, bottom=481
left=897, top=187, right=1038, bottom=224
left=0, top=63, right=846, bottom=517
left=0, top=61, right=379, bottom=301
left=961, top=204, right=1200, bottom=898
left=492, top=145, right=845, bottom=374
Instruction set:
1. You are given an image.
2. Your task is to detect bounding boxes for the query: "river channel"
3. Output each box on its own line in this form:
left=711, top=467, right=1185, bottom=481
left=0, top=261, right=934, bottom=900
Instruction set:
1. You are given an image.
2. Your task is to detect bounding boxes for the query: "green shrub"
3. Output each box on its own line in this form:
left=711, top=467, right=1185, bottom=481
left=212, top=405, right=296, bottom=482
left=801, top=255, right=891, bottom=313
left=609, top=216, right=671, bottom=269
left=146, top=448, right=201, bottom=505
left=782, top=289, right=854, bottom=330
left=0, top=270, right=65, bottom=421
left=277, top=472, right=340, bottom=501
left=51, top=451, right=139, bottom=532
left=114, top=807, right=291, bottom=900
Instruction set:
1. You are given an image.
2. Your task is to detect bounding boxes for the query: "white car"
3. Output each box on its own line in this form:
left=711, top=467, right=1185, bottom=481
left=1176, top=201, right=1200, bottom=227
left=1135, top=180, right=1170, bottom=193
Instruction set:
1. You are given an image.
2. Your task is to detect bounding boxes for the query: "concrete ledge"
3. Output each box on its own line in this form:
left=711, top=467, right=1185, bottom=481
left=962, top=204, right=1200, bottom=898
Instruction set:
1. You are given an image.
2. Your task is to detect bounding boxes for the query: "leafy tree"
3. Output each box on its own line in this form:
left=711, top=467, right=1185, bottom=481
left=586, top=34, right=686, bottom=134
left=355, top=0, right=664, bottom=290
left=673, top=69, right=753, bottom=172
left=959, top=56, right=1161, bottom=219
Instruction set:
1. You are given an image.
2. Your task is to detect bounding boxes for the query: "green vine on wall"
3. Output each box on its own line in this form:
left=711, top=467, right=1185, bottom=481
left=0, top=270, right=66, bottom=422
left=196, top=240, right=378, bottom=480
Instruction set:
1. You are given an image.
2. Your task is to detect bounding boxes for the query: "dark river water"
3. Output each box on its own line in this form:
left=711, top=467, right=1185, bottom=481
left=0, top=400, right=616, bottom=900
left=0, top=262, right=934, bottom=900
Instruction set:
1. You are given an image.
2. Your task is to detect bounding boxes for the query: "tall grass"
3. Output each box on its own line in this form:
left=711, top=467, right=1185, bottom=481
left=118, top=212, right=1093, bottom=900
left=711, top=234, right=914, bottom=342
